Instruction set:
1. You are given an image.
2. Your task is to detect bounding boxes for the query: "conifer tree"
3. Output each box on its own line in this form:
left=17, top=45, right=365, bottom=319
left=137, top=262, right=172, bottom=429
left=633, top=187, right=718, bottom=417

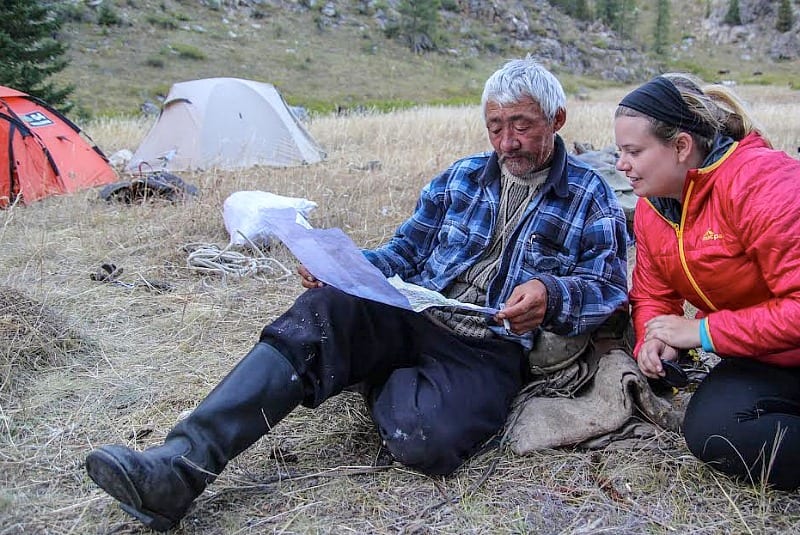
left=550, top=0, right=591, bottom=20
left=777, top=0, right=794, bottom=32
left=573, top=0, right=590, bottom=20
left=724, top=0, right=742, bottom=25
left=596, top=0, right=637, bottom=39
left=653, top=0, right=670, bottom=55
left=397, top=0, right=442, bottom=54
left=0, top=0, right=73, bottom=111
left=597, top=0, right=622, bottom=30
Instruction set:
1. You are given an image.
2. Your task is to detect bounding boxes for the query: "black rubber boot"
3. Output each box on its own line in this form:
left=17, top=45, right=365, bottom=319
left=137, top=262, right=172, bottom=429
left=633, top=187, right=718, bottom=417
left=86, top=343, right=304, bottom=532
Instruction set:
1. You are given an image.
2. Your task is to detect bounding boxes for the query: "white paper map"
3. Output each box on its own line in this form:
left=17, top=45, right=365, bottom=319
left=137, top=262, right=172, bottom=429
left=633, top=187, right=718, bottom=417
left=262, top=208, right=498, bottom=315
left=386, top=275, right=498, bottom=314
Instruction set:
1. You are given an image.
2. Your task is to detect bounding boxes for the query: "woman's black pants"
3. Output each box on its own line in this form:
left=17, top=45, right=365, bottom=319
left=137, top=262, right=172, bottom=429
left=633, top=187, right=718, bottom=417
left=683, top=357, right=800, bottom=491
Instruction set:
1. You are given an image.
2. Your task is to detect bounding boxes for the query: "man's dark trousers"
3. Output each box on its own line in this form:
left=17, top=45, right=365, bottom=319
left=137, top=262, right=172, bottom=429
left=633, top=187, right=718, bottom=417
left=260, top=286, right=528, bottom=475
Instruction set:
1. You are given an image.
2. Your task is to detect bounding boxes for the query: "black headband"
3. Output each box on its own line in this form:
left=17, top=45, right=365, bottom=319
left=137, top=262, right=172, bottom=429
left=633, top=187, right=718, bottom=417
left=619, top=76, right=715, bottom=138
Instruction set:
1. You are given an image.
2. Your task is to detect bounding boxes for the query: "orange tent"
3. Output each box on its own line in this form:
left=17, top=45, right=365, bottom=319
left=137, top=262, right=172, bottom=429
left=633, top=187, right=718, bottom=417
left=0, top=85, right=117, bottom=208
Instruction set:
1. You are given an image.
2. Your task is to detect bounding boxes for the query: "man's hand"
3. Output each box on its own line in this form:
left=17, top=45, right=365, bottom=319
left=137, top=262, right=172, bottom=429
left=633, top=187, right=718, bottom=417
left=297, top=265, right=324, bottom=289
left=645, top=315, right=701, bottom=349
left=495, top=279, right=547, bottom=334
left=636, top=338, right=679, bottom=378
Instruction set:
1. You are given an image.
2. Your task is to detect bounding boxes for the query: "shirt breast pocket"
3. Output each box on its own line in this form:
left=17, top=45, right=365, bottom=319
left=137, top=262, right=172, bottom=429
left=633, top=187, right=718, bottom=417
left=431, top=220, right=472, bottom=263
left=523, top=233, right=575, bottom=276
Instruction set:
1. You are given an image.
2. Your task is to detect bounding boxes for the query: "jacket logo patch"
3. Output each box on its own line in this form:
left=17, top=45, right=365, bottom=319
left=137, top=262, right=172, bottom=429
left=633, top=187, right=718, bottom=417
left=702, top=228, right=722, bottom=241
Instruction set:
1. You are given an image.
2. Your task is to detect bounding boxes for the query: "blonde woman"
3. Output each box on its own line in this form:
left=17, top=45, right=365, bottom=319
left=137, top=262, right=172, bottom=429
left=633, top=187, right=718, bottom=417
left=615, top=74, right=800, bottom=490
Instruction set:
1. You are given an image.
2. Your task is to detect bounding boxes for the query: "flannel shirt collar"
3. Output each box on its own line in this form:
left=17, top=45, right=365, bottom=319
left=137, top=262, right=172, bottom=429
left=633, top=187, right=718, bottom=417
left=474, top=134, right=570, bottom=198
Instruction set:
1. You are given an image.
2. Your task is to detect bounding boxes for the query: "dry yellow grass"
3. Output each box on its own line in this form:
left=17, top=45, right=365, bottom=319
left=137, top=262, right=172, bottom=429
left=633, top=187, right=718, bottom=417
left=1, top=85, right=799, bottom=534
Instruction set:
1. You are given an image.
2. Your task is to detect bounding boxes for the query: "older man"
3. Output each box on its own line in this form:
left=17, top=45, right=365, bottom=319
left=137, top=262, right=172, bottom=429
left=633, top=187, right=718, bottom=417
left=86, top=56, right=628, bottom=531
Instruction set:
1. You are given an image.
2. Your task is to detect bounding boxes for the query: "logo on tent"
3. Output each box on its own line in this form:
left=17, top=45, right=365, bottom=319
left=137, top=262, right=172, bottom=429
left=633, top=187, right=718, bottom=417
left=22, top=111, right=54, bottom=127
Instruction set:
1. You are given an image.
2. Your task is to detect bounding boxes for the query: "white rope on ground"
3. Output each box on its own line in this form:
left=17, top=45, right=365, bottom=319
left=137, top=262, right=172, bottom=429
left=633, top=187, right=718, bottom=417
left=184, top=241, right=293, bottom=280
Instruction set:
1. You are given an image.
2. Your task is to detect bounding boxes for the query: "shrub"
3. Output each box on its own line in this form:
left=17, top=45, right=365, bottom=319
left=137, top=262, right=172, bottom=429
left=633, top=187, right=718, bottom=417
left=145, top=56, right=166, bottom=68
left=98, top=4, right=122, bottom=26
left=171, top=43, right=206, bottom=60
left=146, top=13, right=178, bottom=29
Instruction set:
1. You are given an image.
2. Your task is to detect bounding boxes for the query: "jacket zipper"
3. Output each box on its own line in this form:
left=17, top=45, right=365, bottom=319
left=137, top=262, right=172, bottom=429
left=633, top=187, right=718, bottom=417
left=646, top=185, right=718, bottom=311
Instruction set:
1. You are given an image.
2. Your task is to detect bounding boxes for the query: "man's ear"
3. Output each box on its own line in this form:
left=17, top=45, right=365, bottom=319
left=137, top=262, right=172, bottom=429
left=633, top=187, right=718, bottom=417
left=552, top=108, right=566, bottom=132
left=675, top=132, right=694, bottom=162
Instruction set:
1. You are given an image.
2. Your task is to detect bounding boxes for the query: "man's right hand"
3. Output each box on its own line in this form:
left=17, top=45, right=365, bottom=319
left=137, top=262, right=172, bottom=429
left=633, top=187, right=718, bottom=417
left=636, top=338, right=679, bottom=379
left=495, top=279, right=548, bottom=334
left=297, top=265, right=324, bottom=289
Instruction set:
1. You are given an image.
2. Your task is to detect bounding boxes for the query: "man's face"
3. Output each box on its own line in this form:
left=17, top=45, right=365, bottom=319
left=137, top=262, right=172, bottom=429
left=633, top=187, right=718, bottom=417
left=485, top=97, right=563, bottom=176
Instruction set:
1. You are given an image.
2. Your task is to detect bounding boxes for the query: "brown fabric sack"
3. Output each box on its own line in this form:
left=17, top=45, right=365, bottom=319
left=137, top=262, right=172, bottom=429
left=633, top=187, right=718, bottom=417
left=505, top=348, right=684, bottom=454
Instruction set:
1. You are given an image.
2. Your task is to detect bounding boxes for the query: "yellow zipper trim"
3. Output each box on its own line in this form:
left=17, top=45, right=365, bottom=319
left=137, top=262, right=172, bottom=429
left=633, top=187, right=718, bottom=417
left=696, top=141, right=739, bottom=174
left=644, top=198, right=675, bottom=227
left=644, top=191, right=718, bottom=311
left=677, top=180, right=717, bottom=311
left=674, top=142, right=739, bottom=308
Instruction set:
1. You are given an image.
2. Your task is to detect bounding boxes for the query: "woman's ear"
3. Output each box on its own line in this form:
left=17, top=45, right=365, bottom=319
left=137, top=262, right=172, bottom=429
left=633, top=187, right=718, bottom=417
left=674, top=132, right=695, bottom=163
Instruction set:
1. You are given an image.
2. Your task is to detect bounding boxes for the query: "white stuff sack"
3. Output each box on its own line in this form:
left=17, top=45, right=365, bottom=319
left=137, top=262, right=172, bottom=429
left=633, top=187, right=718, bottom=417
left=222, top=190, right=317, bottom=247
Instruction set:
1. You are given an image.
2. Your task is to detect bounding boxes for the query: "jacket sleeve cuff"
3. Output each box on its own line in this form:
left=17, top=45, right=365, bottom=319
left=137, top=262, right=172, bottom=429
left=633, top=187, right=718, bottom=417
left=533, top=274, right=562, bottom=326
left=699, top=317, right=716, bottom=352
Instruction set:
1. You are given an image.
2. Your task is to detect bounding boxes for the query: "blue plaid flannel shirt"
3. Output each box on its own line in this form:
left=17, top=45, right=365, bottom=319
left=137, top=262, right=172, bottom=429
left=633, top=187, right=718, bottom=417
left=364, top=135, right=628, bottom=347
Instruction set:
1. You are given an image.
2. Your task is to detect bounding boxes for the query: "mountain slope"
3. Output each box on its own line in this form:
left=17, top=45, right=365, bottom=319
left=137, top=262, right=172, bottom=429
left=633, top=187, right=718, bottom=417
left=54, top=0, right=798, bottom=117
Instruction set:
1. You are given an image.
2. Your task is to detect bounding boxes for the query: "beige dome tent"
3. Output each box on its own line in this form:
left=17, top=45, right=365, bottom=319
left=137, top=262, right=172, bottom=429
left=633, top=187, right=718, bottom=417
left=128, top=78, right=325, bottom=172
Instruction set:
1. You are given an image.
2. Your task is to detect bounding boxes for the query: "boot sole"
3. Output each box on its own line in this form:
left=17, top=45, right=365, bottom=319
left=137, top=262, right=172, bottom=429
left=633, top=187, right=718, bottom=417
left=86, top=448, right=177, bottom=532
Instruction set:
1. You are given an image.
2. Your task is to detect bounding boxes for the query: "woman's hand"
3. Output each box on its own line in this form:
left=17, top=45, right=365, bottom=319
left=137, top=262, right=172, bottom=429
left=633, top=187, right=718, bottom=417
left=637, top=338, right=680, bottom=379
left=297, top=265, right=324, bottom=289
left=644, top=315, right=701, bottom=349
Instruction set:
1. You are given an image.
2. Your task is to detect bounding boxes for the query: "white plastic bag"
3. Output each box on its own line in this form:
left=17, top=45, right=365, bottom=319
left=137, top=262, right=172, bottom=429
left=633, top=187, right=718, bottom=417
left=222, top=190, right=317, bottom=247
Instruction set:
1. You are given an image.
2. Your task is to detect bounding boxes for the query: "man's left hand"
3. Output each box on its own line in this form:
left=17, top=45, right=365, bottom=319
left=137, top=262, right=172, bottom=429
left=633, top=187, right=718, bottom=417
left=297, top=264, right=325, bottom=289
left=495, top=279, right=547, bottom=334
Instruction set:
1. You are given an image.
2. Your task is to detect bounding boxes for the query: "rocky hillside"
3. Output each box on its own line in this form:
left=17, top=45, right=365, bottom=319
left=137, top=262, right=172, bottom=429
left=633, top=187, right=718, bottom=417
left=702, top=0, right=800, bottom=62
left=55, top=0, right=798, bottom=116
left=302, top=0, right=659, bottom=82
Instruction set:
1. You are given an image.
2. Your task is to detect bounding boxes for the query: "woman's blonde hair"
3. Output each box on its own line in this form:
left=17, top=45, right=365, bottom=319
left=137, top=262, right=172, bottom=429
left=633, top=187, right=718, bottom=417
left=616, top=73, right=771, bottom=155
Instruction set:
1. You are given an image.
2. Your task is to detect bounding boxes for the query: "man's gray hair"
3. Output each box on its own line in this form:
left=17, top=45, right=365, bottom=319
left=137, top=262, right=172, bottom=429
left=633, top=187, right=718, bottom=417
left=481, top=56, right=566, bottom=124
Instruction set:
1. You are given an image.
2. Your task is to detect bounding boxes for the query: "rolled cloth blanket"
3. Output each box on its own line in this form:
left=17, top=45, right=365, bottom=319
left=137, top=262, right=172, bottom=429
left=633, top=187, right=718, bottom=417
left=504, top=345, right=686, bottom=454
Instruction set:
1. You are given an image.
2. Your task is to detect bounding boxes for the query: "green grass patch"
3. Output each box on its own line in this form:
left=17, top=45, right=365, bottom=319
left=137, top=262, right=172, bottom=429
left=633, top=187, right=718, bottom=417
left=170, top=43, right=206, bottom=61
left=145, top=13, right=179, bottom=30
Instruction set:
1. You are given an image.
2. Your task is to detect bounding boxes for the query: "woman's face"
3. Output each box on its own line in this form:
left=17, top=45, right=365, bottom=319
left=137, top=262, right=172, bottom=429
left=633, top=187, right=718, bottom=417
left=614, top=115, right=687, bottom=200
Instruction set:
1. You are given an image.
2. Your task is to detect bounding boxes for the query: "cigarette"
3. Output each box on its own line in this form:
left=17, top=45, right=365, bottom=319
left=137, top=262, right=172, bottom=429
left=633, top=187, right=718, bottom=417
left=499, top=303, right=511, bottom=332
